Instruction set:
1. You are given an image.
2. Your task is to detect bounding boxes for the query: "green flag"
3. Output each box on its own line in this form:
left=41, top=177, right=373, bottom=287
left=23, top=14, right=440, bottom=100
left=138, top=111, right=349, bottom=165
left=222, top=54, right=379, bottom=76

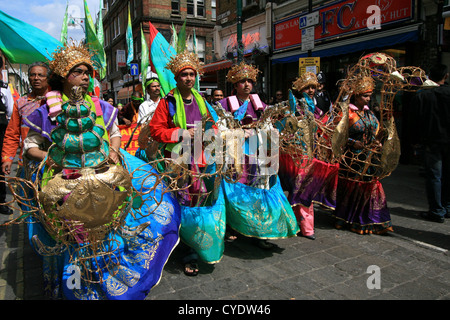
left=60, top=2, right=68, bottom=44
left=96, top=0, right=104, bottom=47
left=141, top=24, right=149, bottom=97
left=193, top=28, right=200, bottom=91
left=126, top=5, right=134, bottom=66
left=84, top=0, right=107, bottom=79
left=177, top=20, right=186, bottom=54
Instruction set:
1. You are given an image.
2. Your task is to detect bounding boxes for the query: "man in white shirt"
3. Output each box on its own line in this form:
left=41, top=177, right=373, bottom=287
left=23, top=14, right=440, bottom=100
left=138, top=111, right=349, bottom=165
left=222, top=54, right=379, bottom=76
left=138, top=73, right=161, bottom=123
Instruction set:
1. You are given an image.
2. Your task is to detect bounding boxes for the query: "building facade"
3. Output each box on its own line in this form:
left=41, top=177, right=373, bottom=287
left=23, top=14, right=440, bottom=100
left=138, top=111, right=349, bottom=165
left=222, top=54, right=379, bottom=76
left=270, top=0, right=445, bottom=99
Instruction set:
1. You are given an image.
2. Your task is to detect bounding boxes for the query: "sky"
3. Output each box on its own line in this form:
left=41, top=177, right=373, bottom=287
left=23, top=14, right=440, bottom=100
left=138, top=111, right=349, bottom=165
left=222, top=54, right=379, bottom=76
left=0, top=0, right=102, bottom=42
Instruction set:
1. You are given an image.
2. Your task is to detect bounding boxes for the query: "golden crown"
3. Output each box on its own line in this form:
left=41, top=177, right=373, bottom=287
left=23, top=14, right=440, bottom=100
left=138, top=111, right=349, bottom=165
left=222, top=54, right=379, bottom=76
left=49, top=41, right=94, bottom=77
left=226, top=61, right=260, bottom=84
left=165, top=49, right=204, bottom=77
left=292, top=72, right=319, bottom=92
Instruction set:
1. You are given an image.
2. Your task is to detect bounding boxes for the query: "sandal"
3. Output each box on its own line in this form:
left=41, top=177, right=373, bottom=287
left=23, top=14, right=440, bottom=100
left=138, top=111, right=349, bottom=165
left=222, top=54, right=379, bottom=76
left=184, top=261, right=199, bottom=276
left=225, top=231, right=237, bottom=242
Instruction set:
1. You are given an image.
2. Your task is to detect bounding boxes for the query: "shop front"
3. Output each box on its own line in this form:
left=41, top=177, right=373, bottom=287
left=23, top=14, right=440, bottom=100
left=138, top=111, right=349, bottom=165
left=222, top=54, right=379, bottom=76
left=271, top=0, right=421, bottom=99
left=206, top=11, right=271, bottom=100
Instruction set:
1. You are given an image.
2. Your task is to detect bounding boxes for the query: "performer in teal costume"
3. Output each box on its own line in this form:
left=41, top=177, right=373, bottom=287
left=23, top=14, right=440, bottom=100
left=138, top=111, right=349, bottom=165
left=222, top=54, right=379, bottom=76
left=217, top=62, right=299, bottom=244
left=147, top=49, right=225, bottom=275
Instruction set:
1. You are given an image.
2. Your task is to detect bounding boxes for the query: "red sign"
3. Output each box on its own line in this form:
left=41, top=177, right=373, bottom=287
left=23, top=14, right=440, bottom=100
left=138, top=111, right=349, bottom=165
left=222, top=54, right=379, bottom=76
left=119, top=123, right=141, bottom=156
left=274, top=0, right=414, bottom=51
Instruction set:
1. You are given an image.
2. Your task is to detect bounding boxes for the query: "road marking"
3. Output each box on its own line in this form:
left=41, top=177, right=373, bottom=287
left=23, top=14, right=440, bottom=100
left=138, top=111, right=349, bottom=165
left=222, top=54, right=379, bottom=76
left=391, top=233, right=448, bottom=253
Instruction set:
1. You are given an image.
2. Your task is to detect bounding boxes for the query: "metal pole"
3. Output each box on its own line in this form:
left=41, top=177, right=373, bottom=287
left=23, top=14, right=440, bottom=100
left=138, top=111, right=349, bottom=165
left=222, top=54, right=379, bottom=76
left=308, top=0, right=312, bottom=57
left=237, top=0, right=243, bottom=62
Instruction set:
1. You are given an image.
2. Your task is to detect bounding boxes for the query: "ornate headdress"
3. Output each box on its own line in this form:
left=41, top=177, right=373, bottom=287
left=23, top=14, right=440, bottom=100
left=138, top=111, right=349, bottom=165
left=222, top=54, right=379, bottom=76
left=292, top=72, right=319, bottom=92
left=49, top=41, right=95, bottom=78
left=226, top=61, right=260, bottom=84
left=351, top=76, right=375, bottom=96
left=165, top=49, right=204, bottom=77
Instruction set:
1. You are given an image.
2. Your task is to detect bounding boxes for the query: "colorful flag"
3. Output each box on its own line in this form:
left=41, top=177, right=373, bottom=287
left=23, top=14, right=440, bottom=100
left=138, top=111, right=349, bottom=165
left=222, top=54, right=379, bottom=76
left=60, top=2, right=69, bottom=44
left=148, top=21, right=177, bottom=96
left=170, top=24, right=178, bottom=50
left=141, top=24, right=149, bottom=97
left=177, top=20, right=187, bottom=54
left=193, top=28, right=200, bottom=91
left=126, top=5, right=134, bottom=67
left=96, top=0, right=104, bottom=47
left=0, top=10, right=61, bottom=64
left=84, top=0, right=107, bottom=80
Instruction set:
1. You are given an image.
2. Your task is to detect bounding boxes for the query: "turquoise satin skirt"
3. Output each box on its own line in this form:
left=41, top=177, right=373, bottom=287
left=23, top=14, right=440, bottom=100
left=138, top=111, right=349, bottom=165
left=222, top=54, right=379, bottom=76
left=222, top=177, right=300, bottom=239
left=179, top=184, right=226, bottom=264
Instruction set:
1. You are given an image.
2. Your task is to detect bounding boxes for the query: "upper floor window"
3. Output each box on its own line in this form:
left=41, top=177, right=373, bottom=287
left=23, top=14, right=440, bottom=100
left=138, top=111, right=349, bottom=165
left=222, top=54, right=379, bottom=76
left=187, top=36, right=205, bottom=62
left=187, top=0, right=205, bottom=18
left=211, top=0, right=216, bottom=20
left=243, top=0, right=256, bottom=7
left=172, top=0, right=180, bottom=15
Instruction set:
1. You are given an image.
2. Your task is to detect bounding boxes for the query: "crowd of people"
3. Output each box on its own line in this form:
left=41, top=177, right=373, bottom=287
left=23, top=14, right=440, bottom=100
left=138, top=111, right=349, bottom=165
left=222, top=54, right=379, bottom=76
left=0, top=42, right=449, bottom=300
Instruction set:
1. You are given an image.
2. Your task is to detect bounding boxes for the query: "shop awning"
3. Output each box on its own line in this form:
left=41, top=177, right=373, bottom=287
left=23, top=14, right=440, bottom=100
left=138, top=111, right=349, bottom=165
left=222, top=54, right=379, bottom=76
left=271, top=24, right=421, bottom=65
left=203, top=60, right=232, bottom=73
left=116, top=84, right=143, bottom=100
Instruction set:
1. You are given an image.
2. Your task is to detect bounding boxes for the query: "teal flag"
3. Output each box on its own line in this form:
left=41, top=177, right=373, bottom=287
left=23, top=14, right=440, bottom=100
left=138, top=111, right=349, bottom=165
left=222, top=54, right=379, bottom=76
left=84, top=0, right=107, bottom=79
left=126, top=6, right=134, bottom=66
left=148, top=21, right=177, bottom=96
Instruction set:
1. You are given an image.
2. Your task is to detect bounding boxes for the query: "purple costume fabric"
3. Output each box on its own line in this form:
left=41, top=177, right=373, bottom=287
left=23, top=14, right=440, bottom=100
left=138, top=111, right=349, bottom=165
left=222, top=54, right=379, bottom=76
left=23, top=98, right=118, bottom=141
left=217, top=95, right=266, bottom=185
left=217, top=95, right=265, bottom=125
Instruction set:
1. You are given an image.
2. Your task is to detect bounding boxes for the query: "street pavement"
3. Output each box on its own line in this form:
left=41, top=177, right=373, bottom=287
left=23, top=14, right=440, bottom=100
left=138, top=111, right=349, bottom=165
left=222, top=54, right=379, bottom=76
left=1, top=159, right=449, bottom=301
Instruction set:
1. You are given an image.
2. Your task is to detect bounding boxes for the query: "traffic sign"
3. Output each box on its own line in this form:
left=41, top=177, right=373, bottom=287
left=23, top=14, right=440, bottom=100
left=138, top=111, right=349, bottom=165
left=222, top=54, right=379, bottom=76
left=130, top=63, right=139, bottom=76
left=299, top=12, right=319, bottom=29
left=301, top=27, right=315, bottom=51
left=299, top=57, right=320, bottom=76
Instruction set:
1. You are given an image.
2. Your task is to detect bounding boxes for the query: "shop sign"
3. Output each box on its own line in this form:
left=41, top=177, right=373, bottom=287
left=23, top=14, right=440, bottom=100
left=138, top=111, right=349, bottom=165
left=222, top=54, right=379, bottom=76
left=223, top=25, right=268, bottom=54
left=119, top=123, right=141, bottom=156
left=117, top=50, right=126, bottom=68
left=274, top=0, right=414, bottom=51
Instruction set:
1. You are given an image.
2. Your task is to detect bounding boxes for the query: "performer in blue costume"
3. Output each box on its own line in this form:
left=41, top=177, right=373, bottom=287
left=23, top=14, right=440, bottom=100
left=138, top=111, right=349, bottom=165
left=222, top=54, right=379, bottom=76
left=148, top=49, right=225, bottom=276
left=217, top=62, right=299, bottom=248
left=15, top=42, right=181, bottom=299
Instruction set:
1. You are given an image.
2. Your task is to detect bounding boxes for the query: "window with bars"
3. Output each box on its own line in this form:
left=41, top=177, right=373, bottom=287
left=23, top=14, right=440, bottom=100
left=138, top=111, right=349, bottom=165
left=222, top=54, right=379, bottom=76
left=243, top=0, right=256, bottom=7
left=172, top=0, right=180, bottom=15
left=212, top=0, right=216, bottom=20
left=187, top=36, right=206, bottom=62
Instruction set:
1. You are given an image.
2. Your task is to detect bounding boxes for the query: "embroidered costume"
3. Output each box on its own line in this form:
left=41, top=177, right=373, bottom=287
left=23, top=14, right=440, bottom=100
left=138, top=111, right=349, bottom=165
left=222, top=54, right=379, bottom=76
left=332, top=75, right=393, bottom=234
left=278, top=72, right=338, bottom=239
left=217, top=62, right=299, bottom=240
left=148, top=49, right=226, bottom=264
left=3, top=42, right=181, bottom=299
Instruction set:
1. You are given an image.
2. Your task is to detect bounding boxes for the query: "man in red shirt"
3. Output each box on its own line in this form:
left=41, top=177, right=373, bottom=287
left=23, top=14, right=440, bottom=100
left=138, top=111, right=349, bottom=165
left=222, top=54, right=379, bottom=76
left=1, top=62, right=50, bottom=177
